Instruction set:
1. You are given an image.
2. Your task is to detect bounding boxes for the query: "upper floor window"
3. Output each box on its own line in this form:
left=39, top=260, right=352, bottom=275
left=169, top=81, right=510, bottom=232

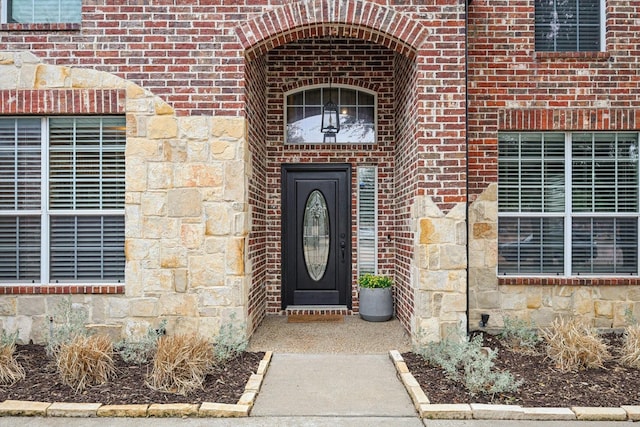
left=534, top=0, right=603, bottom=52
left=0, top=116, right=125, bottom=284
left=2, top=0, right=81, bottom=24
left=498, top=132, right=639, bottom=276
left=285, top=86, right=376, bottom=144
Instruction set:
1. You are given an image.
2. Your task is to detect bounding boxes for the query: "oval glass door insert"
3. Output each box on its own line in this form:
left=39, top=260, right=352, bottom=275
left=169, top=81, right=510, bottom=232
left=303, top=190, right=330, bottom=281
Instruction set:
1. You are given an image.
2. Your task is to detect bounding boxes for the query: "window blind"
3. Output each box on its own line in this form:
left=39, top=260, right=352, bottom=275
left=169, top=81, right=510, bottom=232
left=0, top=216, right=41, bottom=281
left=357, top=166, right=376, bottom=276
left=9, top=0, right=81, bottom=23
left=0, top=118, right=41, bottom=210
left=498, top=132, right=640, bottom=276
left=535, top=0, right=601, bottom=52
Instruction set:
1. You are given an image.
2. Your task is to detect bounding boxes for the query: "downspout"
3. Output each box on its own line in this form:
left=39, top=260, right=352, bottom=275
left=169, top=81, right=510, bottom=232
left=464, top=0, right=471, bottom=336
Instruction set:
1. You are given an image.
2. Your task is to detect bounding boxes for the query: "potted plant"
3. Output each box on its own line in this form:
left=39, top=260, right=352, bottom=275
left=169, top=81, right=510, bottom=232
left=358, top=274, right=393, bottom=322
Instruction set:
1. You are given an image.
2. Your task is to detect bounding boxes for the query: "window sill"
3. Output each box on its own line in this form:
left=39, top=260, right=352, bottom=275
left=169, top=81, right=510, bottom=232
left=0, top=284, right=124, bottom=294
left=499, top=277, right=639, bottom=286
left=0, top=22, right=80, bottom=31
left=534, top=51, right=611, bottom=62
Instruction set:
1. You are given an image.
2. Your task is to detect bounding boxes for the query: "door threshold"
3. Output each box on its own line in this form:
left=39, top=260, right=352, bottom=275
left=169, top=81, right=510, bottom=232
left=285, top=305, right=351, bottom=323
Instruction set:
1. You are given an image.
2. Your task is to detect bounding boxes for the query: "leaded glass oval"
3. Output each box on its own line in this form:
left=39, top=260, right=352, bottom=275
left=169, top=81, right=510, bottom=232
left=303, top=190, right=330, bottom=281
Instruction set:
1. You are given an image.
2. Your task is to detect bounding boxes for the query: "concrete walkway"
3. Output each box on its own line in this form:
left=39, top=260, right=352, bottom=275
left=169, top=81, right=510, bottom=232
left=251, top=353, right=417, bottom=417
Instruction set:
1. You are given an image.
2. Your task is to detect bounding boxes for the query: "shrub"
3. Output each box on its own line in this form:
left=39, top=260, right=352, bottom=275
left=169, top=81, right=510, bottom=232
left=148, top=334, right=214, bottom=395
left=56, top=334, right=115, bottom=393
left=0, top=330, right=25, bottom=386
left=115, top=320, right=167, bottom=365
left=358, top=274, right=393, bottom=288
left=213, top=315, right=248, bottom=363
left=620, top=323, right=640, bottom=368
left=414, top=331, right=521, bottom=398
left=543, top=317, right=610, bottom=372
left=500, top=316, right=541, bottom=354
left=46, top=297, right=88, bottom=357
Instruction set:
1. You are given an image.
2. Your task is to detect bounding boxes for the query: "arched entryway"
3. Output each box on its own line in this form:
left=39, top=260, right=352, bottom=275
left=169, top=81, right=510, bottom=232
left=239, top=0, right=468, bottom=342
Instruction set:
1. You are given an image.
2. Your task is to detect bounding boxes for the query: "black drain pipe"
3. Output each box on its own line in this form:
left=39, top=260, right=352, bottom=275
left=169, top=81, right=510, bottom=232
left=464, top=0, right=471, bottom=337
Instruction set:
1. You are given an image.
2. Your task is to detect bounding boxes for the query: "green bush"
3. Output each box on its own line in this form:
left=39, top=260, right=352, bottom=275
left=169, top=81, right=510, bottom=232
left=213, top=314, right=248, bottom=363
left=500, top=316, right=541, bottom=353
left=414, top=331, right=521, bottom=398
left=115, top=320, right=167, bottom=365
left=46, top=297, right=88, bottom=357
left=358, top=274, right=392, bottom=288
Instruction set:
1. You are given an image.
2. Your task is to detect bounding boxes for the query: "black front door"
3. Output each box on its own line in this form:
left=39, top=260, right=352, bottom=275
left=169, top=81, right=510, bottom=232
left=282, top=164, right=351, bottom=308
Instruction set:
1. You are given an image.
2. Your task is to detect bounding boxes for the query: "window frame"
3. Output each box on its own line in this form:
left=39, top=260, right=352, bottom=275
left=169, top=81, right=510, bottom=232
left=357, top=166, right=378, bottom=276
left=498, top=131, right=640, bottom=277
left=0, top=116, right=125, bottom=285
left=534, top=0, right=606, bottom=53
left=1, top=0, right=81, bottom=24
left=284, top=84, right=377, bottom=145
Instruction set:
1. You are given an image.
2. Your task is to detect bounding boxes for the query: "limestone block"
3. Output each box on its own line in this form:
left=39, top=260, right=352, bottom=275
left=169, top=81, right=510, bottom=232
left=4, top=316, right=33, bottom=344
left=125, top=238, right=159, bottom=261
left=439, top=244, right=466, bottom=270
left=97, top=404, right=149, bottom=417
left=0, top=65, right=19, bottom=89
left=0, top=298, right=17, bottom=316
left=447, top=202, right=467, bottom=221
left=224, top=161, right=245, bottom=201
left=238, top=391, right=257, bottom=406
left=522, top=407, right=576, bottom=420
left=198, top=402, right=248, bottom=417
left=142, top=216, right=178, bottom=239
left=34, top=64, right=69, bottom=88
left=179, top=116, right=209, bottom=140
left=129, top=298, right=159, bottom=317
left=158, top=294, right=198, bottom=317
left=184, top=139, right=208, bottom=162
left=501, top=291, right=527, bottom=311
left=85, top=324, right=122, bottom=341
left=154, top=100, right=174, bottom=115
left=168, top=188, right=202, bottom=217
left=148, top=403, right=199, bottom=417
left=126, top=158, right=147, bottom=192
left=126, top=82, right=147, bottom=99
left=211, top=116, right=244, bottom=139
left=160, top=246, right=187, bottom=268
left=226, top=238, right=245, bottom=275
left=141, top=268, right=175, bottom=293
left=147, top=116, right=178, bottom=139
left=473, top=222, right=496, bottom=239
left=599, top=286, right=628, bottom=301
left=476, top=183, right=498, bottom=202
left=141, top=192, right=166, bottom=216
left=552, top=295, right=572, bottom=311
left=594, top=300, right=613, bottom=318
left=172, top=316, right=200, bottom=335
left=0, top=52, right=16, bottom=64
left=0, top=400, right=50, bottom=416
left=622, top=405, right=640, bottom=421
left=441, top=293, right=467, bottom=313
left=416, top=317, right=441, bottom=343
left=126, top=137, right=161, bottom=158
left=199, top=287, right=235, bottom=308
left=414, top=195, right=444, bottom=219
left=211, top=138, right=236, bottom=160
left=420, top=270, right=451, bottom=291
left=125, top=205, right=142, bottom=238
left=70, top=67, right=103, bottom=89
left=571, top=406, right=627, bottom=421
left=469, top=268, right=499, bottom=291
left=234, top=211, right=249, bottom=235
left=147, top=162, right=173, bottom=189
left=189, top=255, right=225, bottom=287
left=419, top=218, right=436, bottom=244
left=174, top=269, right=188, bottom=293
left=108, top=298, right=130, bottom=318
left=47, top=402, right=102, bottom=417
left=421, top=404, right=472, bottom=419
left=526, top=292, right=542, bottom=309
left=470, top=403, right=524, bottom=419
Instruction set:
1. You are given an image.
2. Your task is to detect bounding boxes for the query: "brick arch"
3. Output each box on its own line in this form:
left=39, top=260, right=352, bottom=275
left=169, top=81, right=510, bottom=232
left=281, top=77, right=380, bottom=94
left=235, top=0, right=427, bottom=61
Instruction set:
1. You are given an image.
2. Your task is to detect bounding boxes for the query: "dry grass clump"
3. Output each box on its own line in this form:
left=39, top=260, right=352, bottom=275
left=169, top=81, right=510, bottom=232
left=0, top=342, right=25, bottom=386
left=55, top=334, right=115, bottom=392
left=542, top=317, right=610, bottom=372
left=147, top=334, right=214, bottom=395
left=620, top=323, right=640, bottom=368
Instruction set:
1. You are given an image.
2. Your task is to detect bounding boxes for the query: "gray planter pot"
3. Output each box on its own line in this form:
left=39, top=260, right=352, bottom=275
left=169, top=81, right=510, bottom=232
left=359, top=287, right=393, bottom=322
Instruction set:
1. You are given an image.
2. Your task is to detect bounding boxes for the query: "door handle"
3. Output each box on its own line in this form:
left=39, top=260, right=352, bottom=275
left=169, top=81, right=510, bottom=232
left=340, top=241, right=345, bottom=262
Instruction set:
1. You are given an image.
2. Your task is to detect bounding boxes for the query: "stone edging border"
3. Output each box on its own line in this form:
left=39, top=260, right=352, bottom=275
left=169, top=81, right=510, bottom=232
left=0, top=351, right=272, bottom=418
left=389, top=350, right=640, bottom=421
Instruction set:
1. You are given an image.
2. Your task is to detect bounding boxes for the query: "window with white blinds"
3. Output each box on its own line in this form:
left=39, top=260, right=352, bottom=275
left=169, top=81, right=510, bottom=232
left=498, top=132, right=639, bottom=276
left=357, top=166, right=377, bottom=276
left=534, top=0, right=602, bottom=52
left=5, top=0, right=81, bottom=23
left=0, top=117, right=125, bottom=283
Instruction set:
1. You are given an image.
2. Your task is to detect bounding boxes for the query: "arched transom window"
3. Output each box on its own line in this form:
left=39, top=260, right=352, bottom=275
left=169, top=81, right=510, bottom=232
left=285, top=86, right=376, bottom=144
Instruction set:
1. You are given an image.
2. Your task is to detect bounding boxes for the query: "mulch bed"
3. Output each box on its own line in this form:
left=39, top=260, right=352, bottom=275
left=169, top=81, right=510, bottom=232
left=403, top=332, right=640, bottom=407
left=0, top=344, right=264, bottom=405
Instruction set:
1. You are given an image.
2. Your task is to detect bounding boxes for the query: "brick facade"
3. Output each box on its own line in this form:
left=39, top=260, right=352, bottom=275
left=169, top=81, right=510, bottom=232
left=0, top=0, right=638, bottom=343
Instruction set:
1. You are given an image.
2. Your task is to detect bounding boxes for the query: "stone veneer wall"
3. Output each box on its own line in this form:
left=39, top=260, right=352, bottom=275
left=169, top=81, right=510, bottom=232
left=469, top=183, right=640, bottom=331
left=0, top=51, right=249, bottom=343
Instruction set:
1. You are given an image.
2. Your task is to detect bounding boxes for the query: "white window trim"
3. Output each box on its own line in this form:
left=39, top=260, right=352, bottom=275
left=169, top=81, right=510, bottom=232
left=284, top=84, right=378, bottom=145
left=498, top=131, right=640, bottom=277
left=0, top=116, right=125, bottom=285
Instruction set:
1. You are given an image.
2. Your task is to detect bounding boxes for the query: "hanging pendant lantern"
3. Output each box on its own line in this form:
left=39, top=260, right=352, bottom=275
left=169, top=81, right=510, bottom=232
left=321, top=32, right=340, bottom=137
